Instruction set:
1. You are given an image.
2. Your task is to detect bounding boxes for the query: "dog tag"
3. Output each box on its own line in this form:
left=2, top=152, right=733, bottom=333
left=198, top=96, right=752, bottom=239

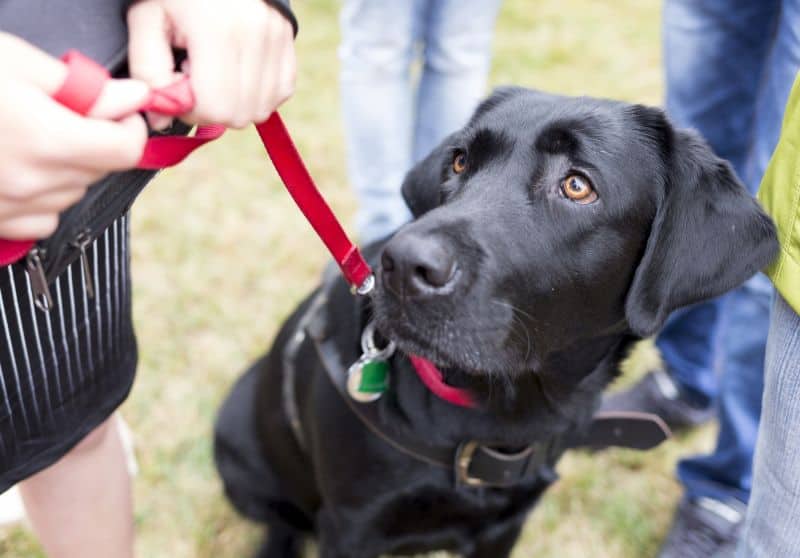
left=358, top=360, right=389, bottom=393
left=347, top=321, right=396, bottom=404
left=347, top=357, right=389, bottom=403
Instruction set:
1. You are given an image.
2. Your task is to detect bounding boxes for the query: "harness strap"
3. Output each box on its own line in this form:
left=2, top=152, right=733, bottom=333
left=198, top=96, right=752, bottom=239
left=275, top=283, right=672, bottom=489
left=313, top=327, right=561, bottom=488
left=293, top=290, right=671, bottom=489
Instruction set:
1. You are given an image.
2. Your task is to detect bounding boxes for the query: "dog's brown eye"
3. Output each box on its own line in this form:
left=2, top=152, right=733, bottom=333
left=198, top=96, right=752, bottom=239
left=561, top=174, right=597, bottom=204
left=452, top=152, right=467, bottom=174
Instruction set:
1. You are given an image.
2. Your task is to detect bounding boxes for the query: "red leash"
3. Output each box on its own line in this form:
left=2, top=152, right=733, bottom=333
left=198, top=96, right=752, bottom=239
left=0, top=50, right=475, bottom=409
left=0, top=51, right=372, bottom=292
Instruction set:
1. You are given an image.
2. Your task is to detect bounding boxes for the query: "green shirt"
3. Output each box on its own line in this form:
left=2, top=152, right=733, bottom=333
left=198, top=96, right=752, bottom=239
left=758, top=72, right=800, bottom=315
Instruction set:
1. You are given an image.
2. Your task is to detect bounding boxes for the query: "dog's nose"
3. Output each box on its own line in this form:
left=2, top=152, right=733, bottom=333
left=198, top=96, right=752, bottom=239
left=381, top=234, right=457, bottom=297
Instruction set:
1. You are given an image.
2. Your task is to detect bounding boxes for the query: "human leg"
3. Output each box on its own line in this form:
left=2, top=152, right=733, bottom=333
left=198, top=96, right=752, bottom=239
left=19, top=415, right=134, bottom=558
left=413, top=0, right=502, bottom=161
left=601, top=1, right=783, bottom=555
left=339, top=0, right=418, bottom=243
left=676, top=0, right=800, bottom=508
left=736, top=294, right=800, bottom=557
left=656, top=0, right=781, bottom=404
left=677, top=274, right=772, bottom=505
left=0, top=215, right=140, bottom=555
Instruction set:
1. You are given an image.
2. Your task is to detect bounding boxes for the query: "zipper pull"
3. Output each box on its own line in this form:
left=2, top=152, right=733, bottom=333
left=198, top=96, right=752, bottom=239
left=71, top=231, right=95, bottom=299
left=26, top=248, right=53, bottom=312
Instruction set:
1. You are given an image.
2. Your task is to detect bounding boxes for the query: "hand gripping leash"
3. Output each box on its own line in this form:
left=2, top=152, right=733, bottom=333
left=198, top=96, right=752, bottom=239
left=0, top=51, right=481, bottom=410
left=0, top=51, right=374, bottom=295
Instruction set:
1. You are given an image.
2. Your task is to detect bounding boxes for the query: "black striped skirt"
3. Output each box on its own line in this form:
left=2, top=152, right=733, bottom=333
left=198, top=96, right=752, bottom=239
left=0, top=215, right=137, bottom=492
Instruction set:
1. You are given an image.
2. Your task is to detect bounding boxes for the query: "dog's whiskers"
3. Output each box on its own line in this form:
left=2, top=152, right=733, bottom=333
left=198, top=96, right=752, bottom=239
left=491, top=299, right=533, bottom=364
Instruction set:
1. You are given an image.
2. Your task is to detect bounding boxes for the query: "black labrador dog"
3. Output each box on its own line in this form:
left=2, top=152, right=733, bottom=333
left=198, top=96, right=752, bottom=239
left=214, top=88, right=777, bottom=558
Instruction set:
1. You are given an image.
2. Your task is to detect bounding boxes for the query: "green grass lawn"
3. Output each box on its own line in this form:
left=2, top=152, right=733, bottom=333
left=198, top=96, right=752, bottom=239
left=0, top=1, right=720, bottom=556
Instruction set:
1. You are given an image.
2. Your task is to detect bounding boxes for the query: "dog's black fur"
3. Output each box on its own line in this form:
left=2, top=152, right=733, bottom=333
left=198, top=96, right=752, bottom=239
left=214, top=88, right=778, bottom=558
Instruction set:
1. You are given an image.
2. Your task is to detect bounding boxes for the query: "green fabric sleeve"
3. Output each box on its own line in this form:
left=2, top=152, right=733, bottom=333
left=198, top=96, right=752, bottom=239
left=758, top=72, right=800, bottom=315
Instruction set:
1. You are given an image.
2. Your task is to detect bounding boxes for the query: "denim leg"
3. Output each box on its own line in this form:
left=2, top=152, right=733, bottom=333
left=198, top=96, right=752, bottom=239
left=678, top=274, right=772, bottom=503
left=735, top=295, right=800, bottom=557
left=413, top=0, right=502, bottom=162
left=656, top=303, right=721, bottom=407
left=675, top=0, right=800, bottom=504
left=663, top=0, right=781, bottom=173
left=339, top=0, right=419, bottom=243
left=657, top=0, right=780, bottom=404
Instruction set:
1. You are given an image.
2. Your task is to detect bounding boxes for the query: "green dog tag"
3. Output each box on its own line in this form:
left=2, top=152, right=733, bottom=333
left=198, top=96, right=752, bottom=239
left=358, top=360, right=389, bottom=393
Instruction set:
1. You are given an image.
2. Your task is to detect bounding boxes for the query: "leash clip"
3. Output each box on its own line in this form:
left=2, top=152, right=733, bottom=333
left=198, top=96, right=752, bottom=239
left=346, top=320, right=395, bottom=403
left=352, top=273, right=375, bottom=296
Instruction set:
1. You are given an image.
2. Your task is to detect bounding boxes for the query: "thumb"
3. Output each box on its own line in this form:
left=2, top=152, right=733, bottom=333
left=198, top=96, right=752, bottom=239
left=127, top=0, right=176, bottom=129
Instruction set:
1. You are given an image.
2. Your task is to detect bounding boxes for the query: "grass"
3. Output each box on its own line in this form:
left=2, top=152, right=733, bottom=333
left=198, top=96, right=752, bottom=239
left=0, top=1, right=720, bottom=556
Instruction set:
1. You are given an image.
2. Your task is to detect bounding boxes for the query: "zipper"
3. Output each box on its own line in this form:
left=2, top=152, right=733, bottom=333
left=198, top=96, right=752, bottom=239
left=26, top=248, right=53, bottom=312
left=71, top=230, right=95, bottom=299
left=26, top=228, right=95, bottom=313
left=7, top=122, right=190, bottom=312
left=38, top=122, right=189, bottom=281
left=18, top=168, right=157, bottom=313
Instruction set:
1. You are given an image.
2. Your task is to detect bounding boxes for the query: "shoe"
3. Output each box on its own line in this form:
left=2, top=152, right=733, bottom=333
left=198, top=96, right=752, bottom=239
left=601, top=369, right=713, bottom=432
left=658, top=497, right=745, bottom=558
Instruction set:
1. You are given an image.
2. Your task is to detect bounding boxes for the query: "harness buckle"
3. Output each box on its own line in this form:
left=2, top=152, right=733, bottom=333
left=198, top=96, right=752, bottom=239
left=455, top=441, right=485, bottom=487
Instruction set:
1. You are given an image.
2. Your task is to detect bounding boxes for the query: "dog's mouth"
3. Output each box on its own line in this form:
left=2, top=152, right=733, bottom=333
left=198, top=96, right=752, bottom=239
left=371, top=287, right=528, bottom=375
left=377, top=318, right=454, bottom=369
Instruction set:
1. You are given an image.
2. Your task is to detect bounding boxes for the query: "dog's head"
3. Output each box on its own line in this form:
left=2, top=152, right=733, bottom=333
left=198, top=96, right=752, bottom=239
left=372, top=88, right=777, bottom=375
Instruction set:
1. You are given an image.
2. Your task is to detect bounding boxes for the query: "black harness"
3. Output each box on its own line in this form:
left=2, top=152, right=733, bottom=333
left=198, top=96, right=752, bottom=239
left=282, top=288, right=671, bottom=489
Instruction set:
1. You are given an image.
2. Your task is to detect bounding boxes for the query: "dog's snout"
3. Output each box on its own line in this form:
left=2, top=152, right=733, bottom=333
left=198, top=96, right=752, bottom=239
left=381, top=234, right=457, bottom=297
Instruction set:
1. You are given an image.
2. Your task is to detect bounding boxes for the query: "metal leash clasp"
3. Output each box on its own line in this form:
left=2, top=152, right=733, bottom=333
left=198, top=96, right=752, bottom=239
left=346, top=320, right=396, bottom=403
left=352, top=273, right=375, bottom=296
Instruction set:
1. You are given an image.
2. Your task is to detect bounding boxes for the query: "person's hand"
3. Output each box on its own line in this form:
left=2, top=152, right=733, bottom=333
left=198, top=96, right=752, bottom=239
left=0, top=33, right=149, bottom=240
left=127, top=0, right=296, bottom=130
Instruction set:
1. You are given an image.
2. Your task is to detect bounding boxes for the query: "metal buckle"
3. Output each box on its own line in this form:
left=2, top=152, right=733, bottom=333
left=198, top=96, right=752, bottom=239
left=455, top=441, right=484, bottom=487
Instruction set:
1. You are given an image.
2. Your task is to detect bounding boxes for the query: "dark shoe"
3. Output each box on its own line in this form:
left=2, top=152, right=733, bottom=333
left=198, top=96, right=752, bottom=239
left=658, top=497, right=745, bottom=558
left=601, top=369, right=713, bottom=432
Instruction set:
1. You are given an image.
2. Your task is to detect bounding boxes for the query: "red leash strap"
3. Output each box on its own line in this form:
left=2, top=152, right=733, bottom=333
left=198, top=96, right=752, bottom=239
left=255, top=115, right=372, bottom=291
left=137, top=124, right=226, bottom=169
left=51, top=50, right=110, bottom=116
left=0, top=50, right=374, bottom=294
left=0, top=240, right=35, bottom=267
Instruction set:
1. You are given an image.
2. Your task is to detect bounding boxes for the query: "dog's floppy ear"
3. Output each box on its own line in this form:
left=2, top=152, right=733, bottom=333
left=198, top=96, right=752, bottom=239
left=624, top=125, right=778, bottom=337
left=401, top=134, right=457, bottom=217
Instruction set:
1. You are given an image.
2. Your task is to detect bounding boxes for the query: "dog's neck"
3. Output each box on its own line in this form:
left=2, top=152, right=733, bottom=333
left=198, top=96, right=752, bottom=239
left=384, top=333, right=635, bottom=448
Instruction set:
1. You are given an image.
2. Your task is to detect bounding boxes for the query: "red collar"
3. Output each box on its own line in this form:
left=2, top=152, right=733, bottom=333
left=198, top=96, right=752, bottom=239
left=409, top=355, right=476, bottom=409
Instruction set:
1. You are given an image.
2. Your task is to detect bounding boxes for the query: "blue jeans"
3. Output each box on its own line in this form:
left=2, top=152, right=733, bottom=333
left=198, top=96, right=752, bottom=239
left=658, top=0, right=800, bottom=504
left=736, top=294, right=800, bottom=557
left=339, top=0, right=502, bottom=243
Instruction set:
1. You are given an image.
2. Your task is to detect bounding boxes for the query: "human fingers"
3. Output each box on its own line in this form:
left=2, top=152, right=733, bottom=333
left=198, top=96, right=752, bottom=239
left=0, top=214, right=60, bottom=240
left=41, top=109, right=148, bottom=172
left=127, top=0, right=176, bottom=130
